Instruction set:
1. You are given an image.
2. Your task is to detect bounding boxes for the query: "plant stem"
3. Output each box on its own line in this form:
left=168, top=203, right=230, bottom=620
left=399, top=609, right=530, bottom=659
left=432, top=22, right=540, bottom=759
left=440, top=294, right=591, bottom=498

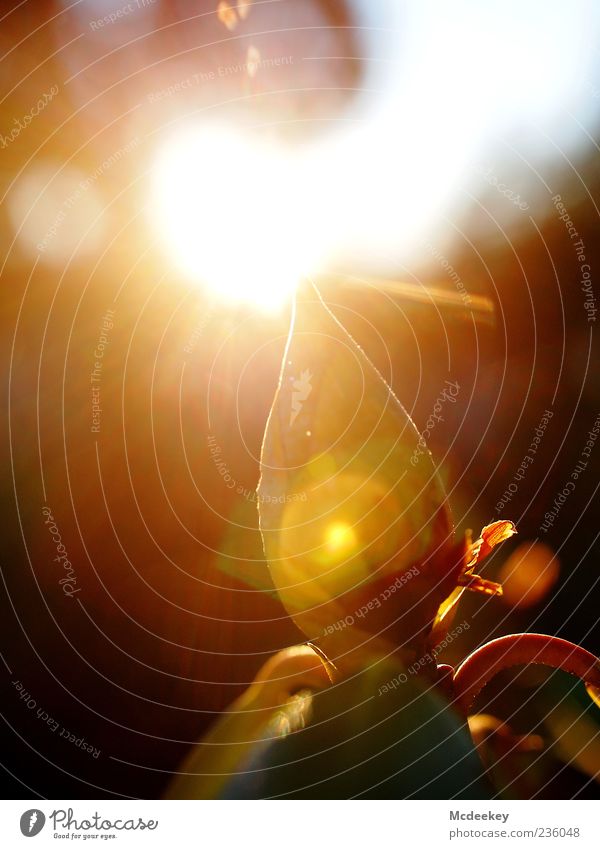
left=452, top=633, right=600, bottom=715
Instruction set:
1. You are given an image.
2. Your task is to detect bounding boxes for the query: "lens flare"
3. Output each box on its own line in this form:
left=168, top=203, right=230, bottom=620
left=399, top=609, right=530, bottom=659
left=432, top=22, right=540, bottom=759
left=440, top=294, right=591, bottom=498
left=151, top=127, right=326, bottom=312
left=325, top=522, right=357, bottom=556
left=499, top=542, right=559, bottom=609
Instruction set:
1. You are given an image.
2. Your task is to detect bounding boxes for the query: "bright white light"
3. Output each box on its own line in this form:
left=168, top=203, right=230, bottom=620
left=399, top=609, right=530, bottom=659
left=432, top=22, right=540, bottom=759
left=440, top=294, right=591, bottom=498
left=152, top=127, right=327, bottom=311
left=151, top=2, right=600, bottom=296
left=338, top=0, right=600, bottom=263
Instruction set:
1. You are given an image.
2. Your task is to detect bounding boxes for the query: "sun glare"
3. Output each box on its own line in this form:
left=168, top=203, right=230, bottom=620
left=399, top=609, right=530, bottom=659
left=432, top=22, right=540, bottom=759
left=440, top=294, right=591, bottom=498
left=152, top=127, right=326, bottom=311
left=325, top=522, right=357, bottom=556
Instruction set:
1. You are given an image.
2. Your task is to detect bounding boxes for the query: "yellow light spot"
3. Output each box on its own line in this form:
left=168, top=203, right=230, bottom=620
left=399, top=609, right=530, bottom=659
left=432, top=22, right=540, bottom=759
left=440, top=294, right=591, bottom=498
left=237, top=0, right=251, bottom=20
left=247, top=45, right=260, bottom=78
left=217, top=1, right=238, bottom=31
left=325, top=522, right=357, bottom=554
left=499, top=542, right=559, bottom=609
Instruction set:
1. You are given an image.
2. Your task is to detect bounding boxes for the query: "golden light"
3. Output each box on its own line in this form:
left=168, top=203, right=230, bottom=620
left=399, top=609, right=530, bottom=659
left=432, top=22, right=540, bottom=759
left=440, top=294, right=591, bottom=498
left=499, top=542, right=560, bottom=609
left=325, top=522, right=358, bottom=556
left=151, top=126, right=327, bottom=312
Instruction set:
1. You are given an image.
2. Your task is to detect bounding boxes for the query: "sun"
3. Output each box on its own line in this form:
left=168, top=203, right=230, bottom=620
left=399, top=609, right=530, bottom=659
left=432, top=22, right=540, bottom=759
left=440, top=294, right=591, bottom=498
left=151, top=126, right=326, bottom=312
left=325, top=522, right=358, bottom=556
